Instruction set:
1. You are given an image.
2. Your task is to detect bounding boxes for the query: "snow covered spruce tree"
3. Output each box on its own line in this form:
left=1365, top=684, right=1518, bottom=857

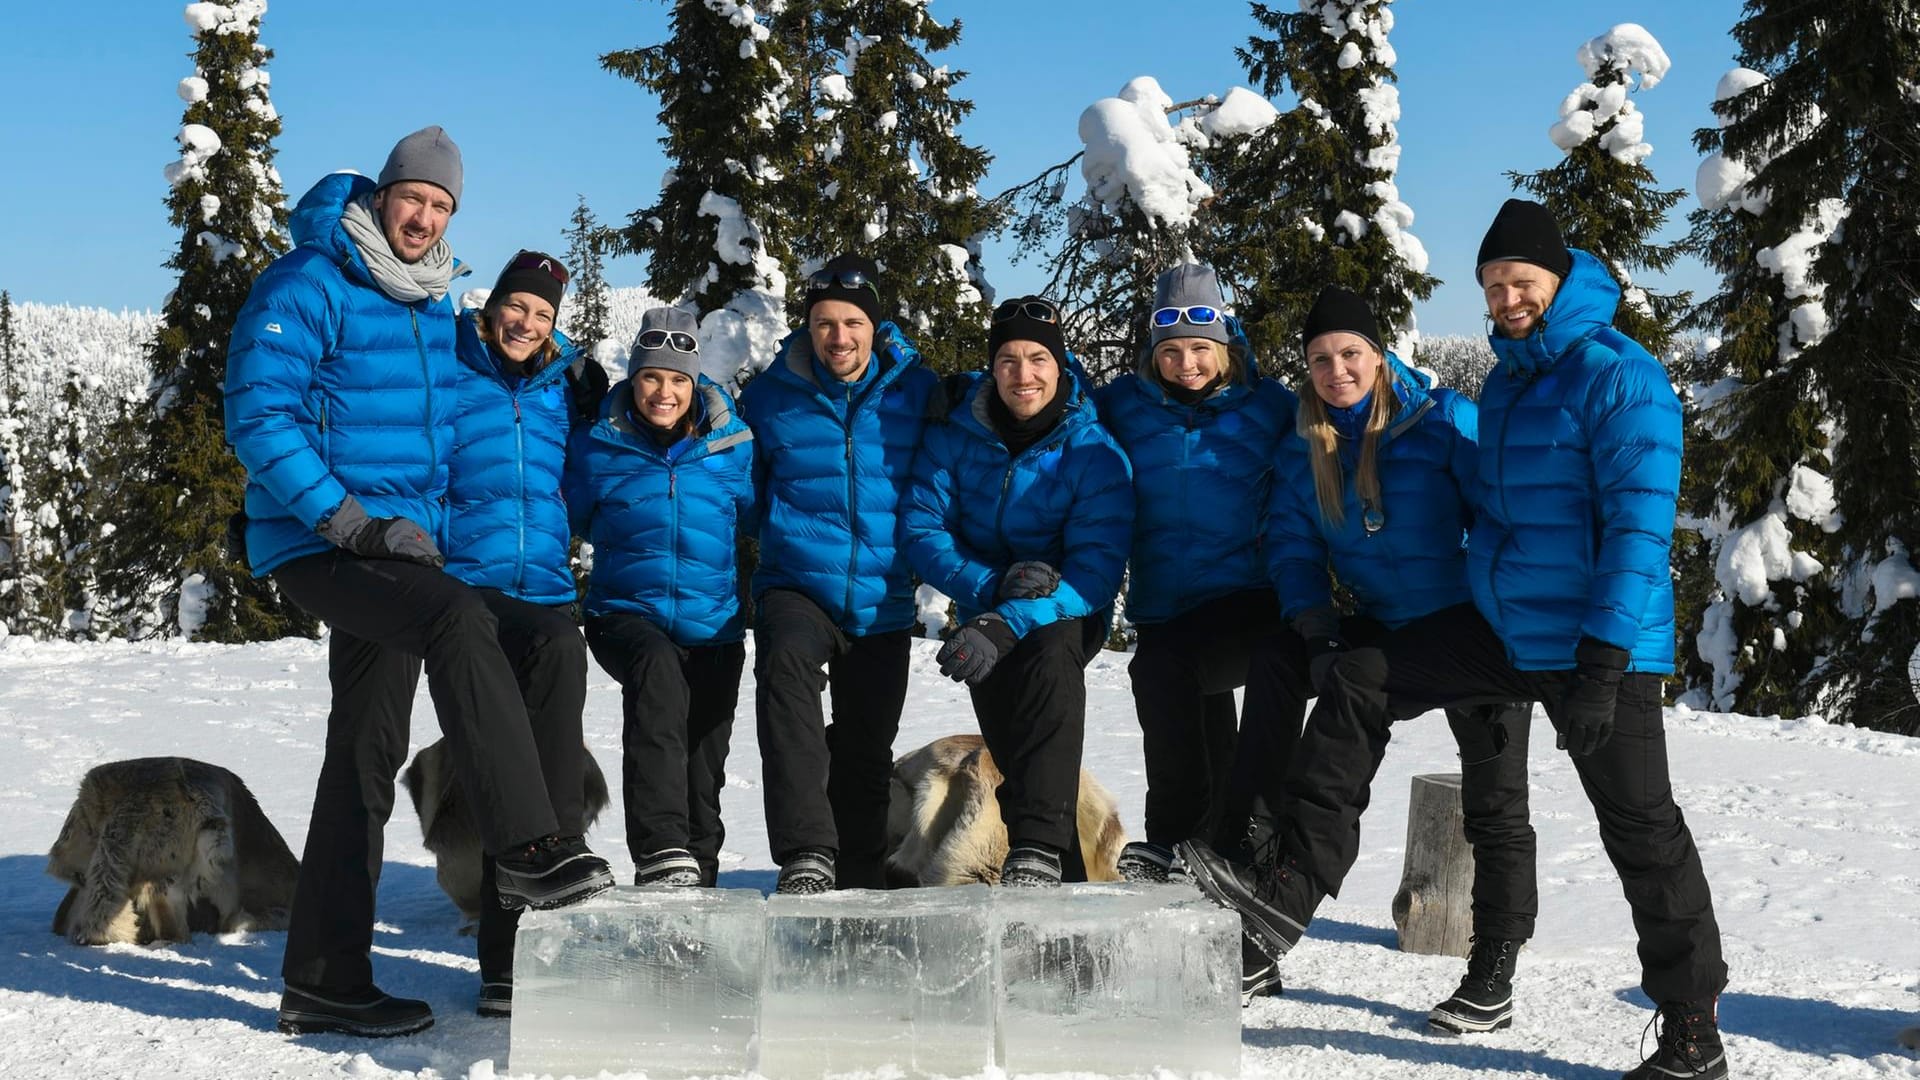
left=602, top=0, right=796, bottom=388
left=1677, top=7, right=1920, bottom=733
left=560, top=195, right=614, bottom=360
left=18, top=363, right=104, bottom=639
left=102, top=0, right=313, bottom=642
left=791, top=0, right=995, bottom=374
left=1506, top=24, right=1689, bottom=357
left=1203, top=0, right=1434, bottom=370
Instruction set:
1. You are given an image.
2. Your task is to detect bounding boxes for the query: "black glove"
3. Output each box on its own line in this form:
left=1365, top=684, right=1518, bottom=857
left=1556, top=636, right=1629, bottom=757
left=1293, top=607, right=1349, bottom=696
left=564, top=355, right=611, bottom=426
left=318, top=495, right=445, bottom=569
left=998, top=560, right=1061, bottom=601
left=936, top=613, right=1019, bottom=686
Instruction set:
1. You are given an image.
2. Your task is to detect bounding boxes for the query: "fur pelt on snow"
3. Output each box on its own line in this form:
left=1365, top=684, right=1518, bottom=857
left=400, top=737, right=610, bottom=924
left=46, top=757, right=298, bottom=946
left=884, top=734, right=1127, bottom=886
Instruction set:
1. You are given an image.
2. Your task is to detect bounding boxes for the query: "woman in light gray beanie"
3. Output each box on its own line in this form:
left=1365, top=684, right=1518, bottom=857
left=1089, top=261, right=1301, bottom=1003
left=567, top=306, right=758, bottom=892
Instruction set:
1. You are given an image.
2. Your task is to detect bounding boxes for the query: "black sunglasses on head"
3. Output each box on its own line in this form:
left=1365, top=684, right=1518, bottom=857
left=506, top=249, right=569, bottom=286
left=993, top=298, right=1061, bottom=324
left=806, top=269, right=880, bottom=296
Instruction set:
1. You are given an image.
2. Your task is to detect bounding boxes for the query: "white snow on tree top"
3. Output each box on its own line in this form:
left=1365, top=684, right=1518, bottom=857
left=1077, top=77, right=1212, bottom=231
left=183, top=0, right=266, bottom=36
left=1575, top=22, right=1671, bottom=90
left=1194, top=87, right=1278, bottom=141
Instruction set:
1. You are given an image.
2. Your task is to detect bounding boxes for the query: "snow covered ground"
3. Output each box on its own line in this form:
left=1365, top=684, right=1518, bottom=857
left=0, top=634, right=1916, bottom=1079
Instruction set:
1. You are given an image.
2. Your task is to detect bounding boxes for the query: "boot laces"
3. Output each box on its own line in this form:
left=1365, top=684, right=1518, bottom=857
left=1637, top=1001, right=1714, bottom=1073
left=1464, top=936, right=1513, bottom=991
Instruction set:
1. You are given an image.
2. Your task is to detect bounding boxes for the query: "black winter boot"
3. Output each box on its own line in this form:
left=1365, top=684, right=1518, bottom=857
left=476, top=980, right=512, bottom=1019
left=1240, top=934, right=1283, bottom=1006
left=1624, top=999, right=1728, bottom=1079
left=776, top=847, right=837, bottom=895
left=1000, top=843, right=1064, bottom=888
left=277, top=983, right=433, bottom=1037
left=1115, top=841, right=1179, bottom=884
left=634, top=848, right=703, bottom=887
left=495, top=834, right=615, bottom=911
left=1177, top=839, right=1322, bottom=961
left=1428, top=936, right=1520, bottom=1034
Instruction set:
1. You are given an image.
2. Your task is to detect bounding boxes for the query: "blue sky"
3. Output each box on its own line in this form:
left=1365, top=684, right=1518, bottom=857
left=1, top=1, right=1744, bottom=338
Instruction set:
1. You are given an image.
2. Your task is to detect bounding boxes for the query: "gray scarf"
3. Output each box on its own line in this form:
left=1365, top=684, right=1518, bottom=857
left=339, top=193, right=454, bottom=303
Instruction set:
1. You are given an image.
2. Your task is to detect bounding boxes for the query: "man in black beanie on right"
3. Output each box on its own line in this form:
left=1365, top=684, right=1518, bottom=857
left=1180, top=199, right=1729, bottom=1079
left=737, top=255, right=939, bottom=893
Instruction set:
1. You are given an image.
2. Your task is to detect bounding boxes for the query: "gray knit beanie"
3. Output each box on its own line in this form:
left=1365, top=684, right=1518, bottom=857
left=628, top=308, right=702, bottom=380
left=1149, top=263, right=1231, bottom=346
left=377, top=126, right=463, bottom=211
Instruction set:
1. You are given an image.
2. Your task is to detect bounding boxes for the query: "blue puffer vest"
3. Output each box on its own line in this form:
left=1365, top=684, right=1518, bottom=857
left=1267, top=356, right=1478, bottom=629
left=900, top=359, right=1135, bottom=639
left=1473, top=248, right=1682, bottom=672
left=567, top=378, right=756, bottom=646
left=1094, top=320, right=1297, bottom=624
left=737, top=322, right=938, bottom=635
left=224, top=171, right=462, bottom=576
left=442, top=312, right=580, bottom=605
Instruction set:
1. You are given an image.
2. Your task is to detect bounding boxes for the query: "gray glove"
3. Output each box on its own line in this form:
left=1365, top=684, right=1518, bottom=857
left=319, top=495, right=445, bottom=569
left=937, top=613, right=1018, bottom=686
left=998, top=560, right=1061, bottom=601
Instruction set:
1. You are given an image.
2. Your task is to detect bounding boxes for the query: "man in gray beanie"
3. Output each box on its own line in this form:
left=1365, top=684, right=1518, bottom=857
left=225, top=128, right=613, bottom=1040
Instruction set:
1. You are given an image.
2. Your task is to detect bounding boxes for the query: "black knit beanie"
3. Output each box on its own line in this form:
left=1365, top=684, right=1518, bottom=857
left=987, top=295, right=1067, bottom=369
left=488, top=249, right=568, bottom=314
left=804, top=254, right=885, bottom=326
left=1301, top=285, right=1383, bottom=355
left=1475, top=198, right=1572, bottom=284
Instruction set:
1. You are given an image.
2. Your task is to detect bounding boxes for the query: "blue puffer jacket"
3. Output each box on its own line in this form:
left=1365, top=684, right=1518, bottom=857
left=442, top=312, right=582, bottom=605
left=738, top=322, right=938, bottom=635
left=567, top=379, right=756, bottom=646
left=1473, top=248, right=1682, bottom=672
left=900, top=360, right=1135, bottom=639
left=224, top=172, right=462, bottom=576
left=1268, top=356, right=1478, bottom=629
left=1094, top=321, right=1297, bottom=624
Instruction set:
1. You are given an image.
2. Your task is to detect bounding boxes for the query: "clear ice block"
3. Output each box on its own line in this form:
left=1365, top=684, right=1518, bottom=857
left=994, top=883, right=1240, bottom=1077
left=758, top=884, right=996, bottom=1079
left=509, top=885, right=766, bottom=1079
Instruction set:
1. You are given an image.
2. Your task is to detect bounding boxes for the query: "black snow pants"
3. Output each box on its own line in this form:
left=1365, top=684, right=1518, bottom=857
left=273, top=551, right=560, bottom=992
left=1287, top=602, right=1726, bottom=1003
left=1127, top=589, right=1285, bottom=847
left=586, top=612, right=745, bottom=886
left=967, top=616, right=1107, bottom=879
left=753, top=588, right=911, bottom=889
left=1242, top=615, right=1539, bottom=940
left=473, top=591, right=591, bottom=985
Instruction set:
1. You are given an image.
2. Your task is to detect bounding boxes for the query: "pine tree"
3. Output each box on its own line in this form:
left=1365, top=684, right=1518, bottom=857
left=20, top=363, right=101, bottom=639
left=0, top=290, right=24, bottom=635
left=1203, top=0, right=1436, bottom=370
left=561, top=195, right=614, bottom=360
left=1506, top=24, right=1689, bottom=357
left=1677, top=6, right=1920, bottom=734
left=792, top=0, right=996, bottom=374
left=603, top=0, right=797, bottom=387
left=100, top=1, right=312, bottom=642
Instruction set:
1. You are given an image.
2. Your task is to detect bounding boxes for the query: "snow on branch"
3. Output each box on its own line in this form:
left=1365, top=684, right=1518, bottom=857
left=1077, top=77, right=1213, bottom=230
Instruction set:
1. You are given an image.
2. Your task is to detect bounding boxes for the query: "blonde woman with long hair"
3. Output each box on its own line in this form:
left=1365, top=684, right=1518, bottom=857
left=1188, top=284, right=1535, bottom=1031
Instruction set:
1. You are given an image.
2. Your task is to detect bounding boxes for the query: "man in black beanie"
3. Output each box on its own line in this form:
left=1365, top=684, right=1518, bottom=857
left=1180, top=198, right=1729, bottom=1079
left=737, top=254, right=940, bottom=893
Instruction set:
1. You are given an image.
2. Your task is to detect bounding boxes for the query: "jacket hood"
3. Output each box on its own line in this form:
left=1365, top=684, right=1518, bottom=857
left=290, top=172, right=376, bottom=286
left=950, top=349, right=1098, bottom=449
left=1488, top=247, right=1620, bottom=376
left=772, top=320, right=923, bottom=393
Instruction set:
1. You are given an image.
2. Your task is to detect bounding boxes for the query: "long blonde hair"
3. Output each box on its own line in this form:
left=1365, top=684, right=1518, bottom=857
left=1300, top=360, right=1398, bottom=528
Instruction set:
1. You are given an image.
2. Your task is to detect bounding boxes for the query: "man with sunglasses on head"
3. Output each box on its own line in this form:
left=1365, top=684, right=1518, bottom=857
left=900, top=296, right=1134, bottom=886
left=225, top=129, right=614, bottom=1040
left=737, top=254, right=940, bottom=893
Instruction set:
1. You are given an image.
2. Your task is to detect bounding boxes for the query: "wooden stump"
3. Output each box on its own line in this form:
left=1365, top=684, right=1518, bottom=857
left=1391, top=772, right=1474, bottom=957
